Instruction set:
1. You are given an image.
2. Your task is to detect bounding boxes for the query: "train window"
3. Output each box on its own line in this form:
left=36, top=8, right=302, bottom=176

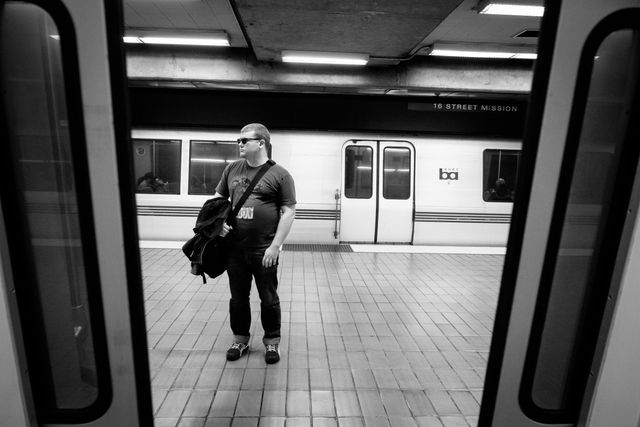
left=522, top=26, right=639, bottom=422
left=189, top=140, right=238, bottom=194
left=132, top=139, right=181, bottom=194
left=0, top=0, right=110, bottom=420
left=482, top=149, right=520, bottom=202
left=383, top=147, right=411, bottom=199
left=344, top=146, right=373, bottom=199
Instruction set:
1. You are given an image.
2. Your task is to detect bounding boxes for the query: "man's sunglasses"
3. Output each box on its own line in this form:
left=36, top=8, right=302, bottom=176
left=237, top=137, right=262, bottom=145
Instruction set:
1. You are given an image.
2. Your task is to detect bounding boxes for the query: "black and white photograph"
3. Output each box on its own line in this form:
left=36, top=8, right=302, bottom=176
left=1, top=1, right=639, bottom=426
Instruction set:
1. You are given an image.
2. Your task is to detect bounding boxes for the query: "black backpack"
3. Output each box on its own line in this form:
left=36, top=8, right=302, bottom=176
left=182, top=160, right=275, bottom=282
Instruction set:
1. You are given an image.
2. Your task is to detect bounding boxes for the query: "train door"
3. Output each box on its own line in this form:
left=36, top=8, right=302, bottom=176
left=340, top=140, right=415, bottom=243
left=0, top=0, right=152, bottom=426
left=480, top=1, right=640, bottom=427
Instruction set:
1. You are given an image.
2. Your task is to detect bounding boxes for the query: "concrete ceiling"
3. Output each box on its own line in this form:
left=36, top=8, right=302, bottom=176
left=124, top=0, right=248, bottom=47
left=231, top=0, right=463, bottom=64
left=124, top=0, right=541, bottom=62
left=123, top=0, right=543, bottom=94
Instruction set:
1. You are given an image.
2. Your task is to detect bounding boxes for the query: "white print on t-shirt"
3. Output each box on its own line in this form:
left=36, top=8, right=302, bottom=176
left=237, top=206, right=254, bottom=220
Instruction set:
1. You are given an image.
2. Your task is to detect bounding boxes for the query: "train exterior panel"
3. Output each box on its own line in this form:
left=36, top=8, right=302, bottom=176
left=132, top=129, right=520, bottom=246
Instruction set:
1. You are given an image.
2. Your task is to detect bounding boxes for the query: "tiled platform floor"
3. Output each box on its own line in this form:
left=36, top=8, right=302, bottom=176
left=142, top=248, right=504, bottom=427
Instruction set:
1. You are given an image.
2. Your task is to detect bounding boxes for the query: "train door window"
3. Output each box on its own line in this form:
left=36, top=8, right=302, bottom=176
left=188, top=140, right=238, bottom=195
left=521, top=26, right=639, bottom=422
left=1, top=0, right=110, bottom=419
left=382, top=147, right=411, bottom=199
left=344, top=145, right=373, bottom=198
left=132, top=139, right=181, bottom=194
left=483, top=149, right=520, bottom=202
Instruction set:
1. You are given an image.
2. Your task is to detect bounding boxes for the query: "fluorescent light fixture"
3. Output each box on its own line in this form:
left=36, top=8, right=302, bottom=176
left=193, top=82, right=261, bottom=90
left=281, top=50, right=369, bottom=66
left=191, top=158, right=228, bottom=163
left=431, top=49, right=512, bottom=58
left=357, top=88, right=389, bottom=95
left=123, top=36, right=142, bottom=44
left=385, top=89, right=442, bottom=97
left=479, top=2, right=544, bottom=17
left=50, top=35, right=60, bottom=40
left=512, top=52, right=538, bottom=59
left=124, top=31, right=229, bottom=47
left=139, top=36, right=228, bottom=46
left=429, top=43, right=537, bottom=59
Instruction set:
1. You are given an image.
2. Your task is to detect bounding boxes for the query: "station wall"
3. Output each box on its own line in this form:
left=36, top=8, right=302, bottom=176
left=129, top=88, right=528, bottom=138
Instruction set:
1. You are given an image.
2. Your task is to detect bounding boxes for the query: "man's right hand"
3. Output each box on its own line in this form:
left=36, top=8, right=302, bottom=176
left=219, top=222, right=232, bottom=237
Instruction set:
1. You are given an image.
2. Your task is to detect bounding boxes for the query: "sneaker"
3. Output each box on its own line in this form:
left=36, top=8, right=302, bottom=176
left=226, top=342, right=249, bottom=361
left=265, top=344, right=280, bottom=364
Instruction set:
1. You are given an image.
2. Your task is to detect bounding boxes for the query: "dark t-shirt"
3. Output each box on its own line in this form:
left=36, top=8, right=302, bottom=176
left=216, top=160, right=296, bottom=250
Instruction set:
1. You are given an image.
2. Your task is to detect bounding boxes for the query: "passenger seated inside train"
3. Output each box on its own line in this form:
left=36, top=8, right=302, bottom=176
left=485, top=177, right=515, bottom=202
left=136, top=172, right=168, bottom=193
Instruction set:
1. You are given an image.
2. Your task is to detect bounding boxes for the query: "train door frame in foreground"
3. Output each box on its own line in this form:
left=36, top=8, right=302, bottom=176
left=480, top=1, right=640, bottom=426
left=340, top=139, right=415, bottom=244
left=0, top=0, right=152, bottom=425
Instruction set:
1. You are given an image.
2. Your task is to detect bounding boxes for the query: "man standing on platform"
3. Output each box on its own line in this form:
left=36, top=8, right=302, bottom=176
left=214, top=123, right=296, bottom=364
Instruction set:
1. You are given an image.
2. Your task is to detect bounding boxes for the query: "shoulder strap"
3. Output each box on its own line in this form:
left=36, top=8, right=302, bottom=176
left=228, top=160, right=275, bottom=220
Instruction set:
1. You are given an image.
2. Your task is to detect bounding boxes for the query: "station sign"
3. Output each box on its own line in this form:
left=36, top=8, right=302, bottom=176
left=409, top=101, right=521, bottom=113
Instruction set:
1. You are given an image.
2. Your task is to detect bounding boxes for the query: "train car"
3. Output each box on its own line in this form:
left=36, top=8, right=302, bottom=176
left=0, top=0, right=153, bottom=426
left=479, top=0, right=640, bottom=426
left=133, top=128, right=520, bottom=247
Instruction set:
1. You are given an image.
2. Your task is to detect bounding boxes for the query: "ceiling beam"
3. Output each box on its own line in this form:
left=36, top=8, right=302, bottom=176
left=126, top=46, right=533, bottom=95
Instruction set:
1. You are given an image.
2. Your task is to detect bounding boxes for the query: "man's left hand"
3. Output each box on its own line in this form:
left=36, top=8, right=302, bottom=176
left=263, top=245, right=280, bottom=268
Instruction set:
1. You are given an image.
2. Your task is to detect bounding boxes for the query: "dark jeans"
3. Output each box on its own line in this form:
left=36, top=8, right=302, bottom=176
left=227, top=245, right=281, bottom=345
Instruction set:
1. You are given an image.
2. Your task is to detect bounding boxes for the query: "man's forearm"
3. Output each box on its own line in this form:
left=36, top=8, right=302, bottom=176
left=270, top=209, right=295, bottom=248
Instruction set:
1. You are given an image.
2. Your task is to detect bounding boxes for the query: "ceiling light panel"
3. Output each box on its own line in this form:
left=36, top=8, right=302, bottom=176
left=281, top=51, right=369, bottom=66
left=512, top=52, right=538, bottom=59
left=431, top=49, right=513, bottom=58
left=429, top=40, right=537, bottom=59
left=123, top=36, right=142, bottom=44
left=479, top=3, right=544, bottom=17
left=139, top=37, right=229, bottom=46
left=430, top=49, right=537, bottom=59
left=429, top=45, right=537, bottom=59
left=124, top=30, right=229, bottom=47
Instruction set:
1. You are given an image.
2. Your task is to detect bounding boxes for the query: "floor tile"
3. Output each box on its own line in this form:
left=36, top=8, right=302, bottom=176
left=141, top=248, right=503, bottom=427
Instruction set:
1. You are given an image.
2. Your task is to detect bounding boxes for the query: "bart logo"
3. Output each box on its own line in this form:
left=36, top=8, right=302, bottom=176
left=439, top=168, right=459, bottom=180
